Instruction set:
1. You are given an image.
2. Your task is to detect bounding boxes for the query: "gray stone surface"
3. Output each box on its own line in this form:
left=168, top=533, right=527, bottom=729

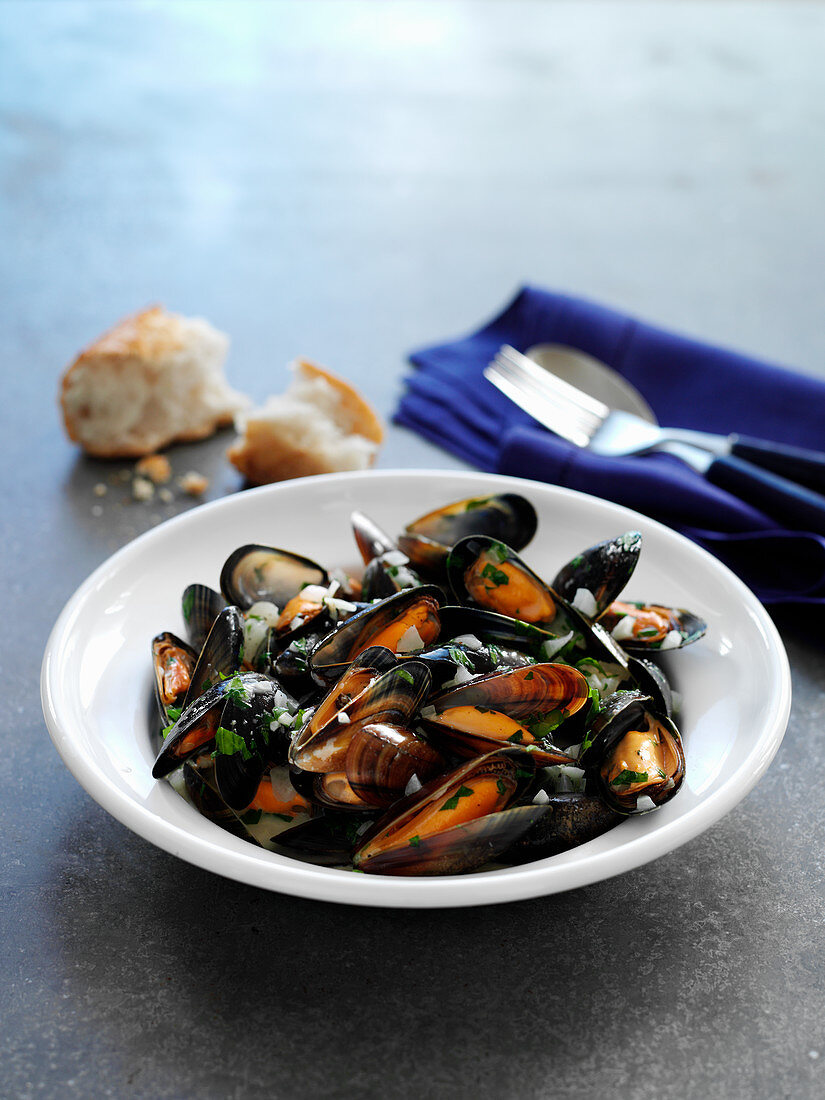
left=2, top=2, right=824, bottom=1096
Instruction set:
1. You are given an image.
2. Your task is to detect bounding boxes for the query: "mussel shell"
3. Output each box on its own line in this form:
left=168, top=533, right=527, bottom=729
left=290, top=653, right=431, bottom=774
left=182, top=605, right=245, bottom=709
left=438, top=605, right=551, bottom=650
left=353, top=748, right=543, bottom=875
left=505, top=793, right=623, bottom=862
left=398, top=494, right=538, bottom=576
left=219, top=544, right=328, bottom=611
left=271, top=813, right=372, bottom=866
left=600, top=600, right=707, bottom=652
left=360, top=555, right=424, bottom=601
left=153, top=671, right=274, bottom=778
left=212, top=682, right=287, bottom=810
left=626, top=656, right=673, bottom=718
left=345, top=722, right=447, bottom=808
left=421, top=663, right=591, bottom=764
left=579, top=690, right=685, bottom=815
left=446, top=536, right=574, bottom=636
left=351, top=510, right=398, bottom=564
left=401, top=640, right=524, bottom=694
left=182, top=584, right=227, bottom=653
left=182, top=761, right=260, bottom=843
left=151, top=632, right=196, bottom=723
left=308, top=585, right=444, bottom=684
left=551, top=532, right=642, bottom=619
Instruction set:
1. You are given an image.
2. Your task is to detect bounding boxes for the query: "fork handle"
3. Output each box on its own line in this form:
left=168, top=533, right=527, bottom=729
left=708, top=454, right=825, bottom=535
left=729, top=435, right=825, bottom=494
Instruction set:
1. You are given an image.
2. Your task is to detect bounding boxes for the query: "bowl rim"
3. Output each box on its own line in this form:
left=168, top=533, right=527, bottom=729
left=40, top=468, right=792, bottom=908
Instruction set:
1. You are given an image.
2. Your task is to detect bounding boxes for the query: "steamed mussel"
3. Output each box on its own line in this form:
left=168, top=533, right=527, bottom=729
left=148, top=494, right=705, bottom=875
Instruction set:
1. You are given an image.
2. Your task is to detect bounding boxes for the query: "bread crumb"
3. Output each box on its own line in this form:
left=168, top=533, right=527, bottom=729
left=93, top=483, right=108, bottom=497
left=158, top=487, right=174, bottom=504
left=179, top=471, right=209, bottom=496
left=135, top=454, right=172, bottom=484
left=132, top=475, right=155, bottom=501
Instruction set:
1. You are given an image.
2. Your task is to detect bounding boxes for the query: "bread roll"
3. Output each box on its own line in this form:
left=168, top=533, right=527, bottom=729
left=227, top=359, right=384, bottom=485
left=60, top=306, right=248, bottom=458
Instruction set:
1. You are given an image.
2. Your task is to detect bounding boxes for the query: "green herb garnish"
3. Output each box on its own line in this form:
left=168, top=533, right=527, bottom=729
left=440, top=785, right=474, bottom=812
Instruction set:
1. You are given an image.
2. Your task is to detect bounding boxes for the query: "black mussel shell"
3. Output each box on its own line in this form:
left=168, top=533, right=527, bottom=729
left=153, top=671, right=274, bottom=779
left=220, top=544, right=328, bottom=610
left=151, top=632, right=196, bottom=724
left=506, top=793, right=623, bottom=862
left=212, top=680, right=289, bottom=810
left=182, top=606, right=245, bottom=709
left=182, top=584, right=227, bottom=653
left=599, top=600, right=707, bottom=652
left=626, top=656, right=673, bottom=718
left=182, top=762, right=261, bottom=844
left=308, top=586, right=444, bottom=684
left=437, top=605, right=580, bottom=660
left=271, top=813, right=373, bottom=866
left=551, top=532, right=642, bottom=620
left=397, top=494, right=538, bottom=577
left=351, top=510, right=398, bottom=564
left=353, top=748, right=543, bottom=875
left=446, top=536, right=566, bottom=629
left=579, top=690, right=685, bottom=815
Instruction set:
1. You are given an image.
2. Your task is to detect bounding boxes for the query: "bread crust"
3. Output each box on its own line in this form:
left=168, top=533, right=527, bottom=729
left=60, top=306, right=242, bottom=458
left=227, top=358, right=384, bottom=486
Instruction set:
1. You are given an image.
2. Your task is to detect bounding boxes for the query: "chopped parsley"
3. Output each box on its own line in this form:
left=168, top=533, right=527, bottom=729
left=610, top=769, right=648, bottom=787
left=481, top=562, right=509, bottom=588
left=214, top=725, right=254, bottom=760
left=495, top=779, right=507, bottom=795
left=241, top=809, right=263, bottom=825
left=396, top=667, right=414, bottom=685
left=465, top=497, right=492, bottom=511
left=440, top=784, right=474, bottom=812
left=408, top=835, right=422, bottom=848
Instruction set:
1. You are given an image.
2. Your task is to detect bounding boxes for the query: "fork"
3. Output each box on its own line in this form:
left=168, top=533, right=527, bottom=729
left=485, top=344, right=825, bottom=535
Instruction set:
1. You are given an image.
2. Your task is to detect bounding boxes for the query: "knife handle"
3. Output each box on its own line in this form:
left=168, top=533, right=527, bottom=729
left=730, top=434, right=825, bottom=494
left=707, top=454, right=825, bottom=535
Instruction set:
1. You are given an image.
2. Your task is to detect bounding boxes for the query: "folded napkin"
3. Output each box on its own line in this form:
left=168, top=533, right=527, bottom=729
left=395, top=286, right=825, bottom=605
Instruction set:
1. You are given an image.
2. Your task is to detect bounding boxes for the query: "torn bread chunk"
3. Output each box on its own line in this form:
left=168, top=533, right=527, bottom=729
left=227, top=359, right=384, bottom=485
left=60, top=306, right=249, bottom=458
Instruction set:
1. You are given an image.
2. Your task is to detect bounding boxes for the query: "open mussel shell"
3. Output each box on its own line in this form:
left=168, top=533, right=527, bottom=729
left=271, top=813, right=373, bottom=867
left=397, top=494, right=538, bottom=577
left=290, top=649, right=431, bottom=774
left=182, top=584, right=227, bottom=653
left=182, top=762, right=261, bottom=844
left=182, top=605, right=245, bottom=709
left=626, top=656, right=673, bottom=718
left=446, top=536, right=572, bottom=633
left=219, top=544, right=328, bottom=611
left=437, top=605, right=577, bottom=659
left=505, top=793, right=623, bottom=862
left=353, top=748, right=544, bottom=876
left=352, top=510, right=398, bottom=564
left=211, top=680, right=289, bottom=811
left=600, top=600, right=707, bottom=652
left=152, top=672, right=274, bottom=779
left=420, top=663, right=590, bottom=764
left=551, top=532, right=642, bottom=620
left=151, top=632, right=196, bottom=723
left=579, top=690, right=685, bottom=815
left=308, top=585, right=444, bottom=684
left=345, top=722, right=447, bottom=808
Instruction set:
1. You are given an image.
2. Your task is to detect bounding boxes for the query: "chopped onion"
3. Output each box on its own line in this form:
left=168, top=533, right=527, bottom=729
left=541, top=631, right=574, bottom=660
left=396, top=624, right=424, bottom=654
left=572, top=588, right=598, bottom=618
left=451, top=633, right=483, bottom=651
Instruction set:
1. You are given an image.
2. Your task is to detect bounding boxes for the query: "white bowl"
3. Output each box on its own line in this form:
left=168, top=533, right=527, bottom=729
left=41, top=470, right=791, bottom=908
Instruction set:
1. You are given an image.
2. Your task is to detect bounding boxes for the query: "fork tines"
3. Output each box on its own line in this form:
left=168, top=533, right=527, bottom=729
left=484, top=345, right=608, bottom=448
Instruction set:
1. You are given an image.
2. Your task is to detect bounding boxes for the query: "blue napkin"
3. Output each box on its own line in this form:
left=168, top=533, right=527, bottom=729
left=395, top=286, right=825, bottom=605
